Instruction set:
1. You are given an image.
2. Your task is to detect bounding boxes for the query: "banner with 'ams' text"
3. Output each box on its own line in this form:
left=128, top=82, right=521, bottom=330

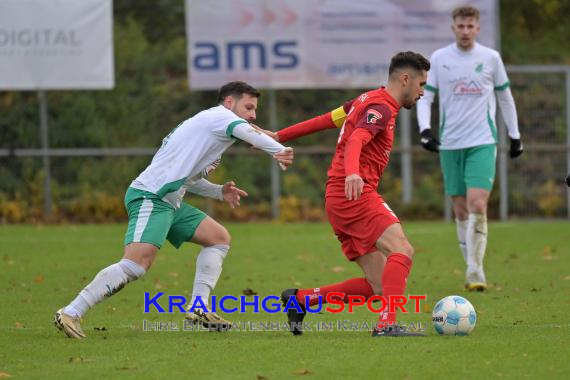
left=186, top=0, right=497, bottom=90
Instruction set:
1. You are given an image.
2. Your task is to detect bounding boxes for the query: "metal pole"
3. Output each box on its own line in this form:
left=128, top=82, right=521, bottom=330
left=268, top=89, right=280, bottom=219
left=498, top=112, right=508, bottom=220
left=38, top=90, right=52, bottom=219
left=444, top=196, right=452, bottom=222
left=399, top=109, right=412, bottom=204
left=495, top=0, right=509, bottom=221
left=566, top=69, right=570, bottom=218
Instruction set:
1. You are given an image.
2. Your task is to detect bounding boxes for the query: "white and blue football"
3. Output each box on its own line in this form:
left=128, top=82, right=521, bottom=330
left=432, top=295, right=477, bottom=336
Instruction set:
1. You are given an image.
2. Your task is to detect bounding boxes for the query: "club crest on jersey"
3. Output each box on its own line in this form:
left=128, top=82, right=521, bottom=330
left=367, top=109, right=382, bottom=124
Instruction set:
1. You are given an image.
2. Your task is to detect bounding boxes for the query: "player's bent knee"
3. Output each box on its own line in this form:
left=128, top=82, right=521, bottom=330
left=204, top=226, right=231, bottom=246
left=216, top=226, right=231, bottom=246
left=124, top=243, right=158, bottom=271
left=469, top=198, right=488, bottom=214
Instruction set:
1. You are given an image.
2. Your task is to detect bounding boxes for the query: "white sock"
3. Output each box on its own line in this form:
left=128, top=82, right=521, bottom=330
left=466, top=213, right=487, bottom=274
left=190, top=245, right=229, bottom=310
left=455, top=218, right=468, bottom=264
left=64, top=259, right=146, bottom=318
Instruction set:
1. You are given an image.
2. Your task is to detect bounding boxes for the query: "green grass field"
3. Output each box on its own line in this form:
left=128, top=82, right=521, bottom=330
left=1, top=221, right=569, bottom=379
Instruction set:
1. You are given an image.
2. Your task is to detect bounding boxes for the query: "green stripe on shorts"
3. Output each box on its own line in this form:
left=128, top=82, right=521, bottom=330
left=124, top=188, right=174, bottom=248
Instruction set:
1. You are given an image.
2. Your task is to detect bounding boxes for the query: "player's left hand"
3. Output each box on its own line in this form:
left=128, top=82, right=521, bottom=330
left=345, top=174, right=364, bottom=201
left=509, top=138, right=523, bottom=158
left=222, top=181, right=248, bottom=208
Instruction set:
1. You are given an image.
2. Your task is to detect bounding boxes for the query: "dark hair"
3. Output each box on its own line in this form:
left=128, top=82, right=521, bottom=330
left=452, top=6, right=480, bottom=20
left=388, top=51, right=430, bottom=76
left=217, top=81, right=261, bottom=103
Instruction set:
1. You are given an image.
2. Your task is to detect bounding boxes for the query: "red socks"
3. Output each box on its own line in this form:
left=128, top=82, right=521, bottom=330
left=378, top=253, right=412, bottom=328
left=296, top=277, right=374, bottom=307
left=294, top=253, right=412, bottom=330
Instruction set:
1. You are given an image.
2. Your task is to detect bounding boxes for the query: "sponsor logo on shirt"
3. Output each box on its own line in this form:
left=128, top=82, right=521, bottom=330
left=202, top=158, right=221, bottom=177
left=453, top=80, right=483, bottom=96
left=367, top=109, right=382, bottom=124
left=475, top=63, right=484, bottom=73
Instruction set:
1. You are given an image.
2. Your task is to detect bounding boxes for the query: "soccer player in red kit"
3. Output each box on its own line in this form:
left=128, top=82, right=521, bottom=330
left=273, top=52, right=430, bottom=337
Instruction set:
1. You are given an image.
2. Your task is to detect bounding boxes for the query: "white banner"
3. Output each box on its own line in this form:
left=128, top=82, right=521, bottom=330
left=186, top=0, right=497, bottom=89
left=0, top=0, right=114, bottom=90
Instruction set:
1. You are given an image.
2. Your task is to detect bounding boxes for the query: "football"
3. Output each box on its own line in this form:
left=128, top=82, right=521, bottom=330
left=432, top=295, right=477, bottom=336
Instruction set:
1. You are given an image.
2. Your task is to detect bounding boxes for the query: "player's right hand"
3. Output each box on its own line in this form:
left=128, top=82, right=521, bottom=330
left=345, top=174, right=364, bottom=201
left=509, top=138, right=523, bottom=158
left=274, top=147, right=294, bottom=170
left=420, top=129, right=440, bottom=152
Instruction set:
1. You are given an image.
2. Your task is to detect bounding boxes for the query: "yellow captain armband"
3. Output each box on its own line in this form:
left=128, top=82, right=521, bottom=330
left=330, top=106, right=347, bottom=128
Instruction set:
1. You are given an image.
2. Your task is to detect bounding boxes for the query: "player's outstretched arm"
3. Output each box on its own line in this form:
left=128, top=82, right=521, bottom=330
left=276, top=102, right=353, bottom=143
left=231, top=123, right=294, bottom=170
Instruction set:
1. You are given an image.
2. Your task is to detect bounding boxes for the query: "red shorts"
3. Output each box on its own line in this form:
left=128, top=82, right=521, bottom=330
left=325, top=185, right=400, bottom=261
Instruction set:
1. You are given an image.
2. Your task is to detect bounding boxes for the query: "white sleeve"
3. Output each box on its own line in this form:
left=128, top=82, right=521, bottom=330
left=417, top=89, right=436, bottom=132
left=496, top=87, right=520, bottom=139
left=187, top=179, right=224, bottom=201
left=493, top=52, right=510, bottom=89
left=231, top=123, right=288, bottom=154
left=416, top=52, right=438, bottom=132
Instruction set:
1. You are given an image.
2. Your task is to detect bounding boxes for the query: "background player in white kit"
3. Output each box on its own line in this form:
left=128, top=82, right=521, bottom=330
left=54, top=81, right=294, bottom=338
left=417, top=6, right=523, bottom=290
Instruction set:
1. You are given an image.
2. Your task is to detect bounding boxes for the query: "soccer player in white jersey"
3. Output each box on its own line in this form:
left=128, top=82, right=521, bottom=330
left=54, top=81, right=294, bottom=338
left=416, top=6, right=523, bottom=291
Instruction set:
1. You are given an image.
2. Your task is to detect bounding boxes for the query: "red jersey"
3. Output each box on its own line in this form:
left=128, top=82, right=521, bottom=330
left=326, top=88, right=400, bottom=195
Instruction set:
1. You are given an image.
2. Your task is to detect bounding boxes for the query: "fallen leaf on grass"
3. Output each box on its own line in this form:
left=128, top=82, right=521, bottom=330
left=93, top=327, right=107, bottom=331
left=14, top=322, right=24, bottom=329
left=293, top=369, right=312, bottom=375
left=256, top=375, right=268, bottom=380
left=0, top=372, right=12, bottom=378
left=331, top=266, right=345, bottom=273
left=242, top=288, right=258, bottom=296
left=33, top=275, right=44, bottom=284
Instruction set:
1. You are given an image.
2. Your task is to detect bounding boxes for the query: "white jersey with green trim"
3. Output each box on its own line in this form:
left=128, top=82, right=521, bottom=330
left=420, top=43, right=510, bottom=150
left=130, top=105, right=246, bottom=208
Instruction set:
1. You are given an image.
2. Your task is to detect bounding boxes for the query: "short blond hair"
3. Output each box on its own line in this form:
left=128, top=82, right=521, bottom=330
left=452, top=6, right=480, bottom=20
